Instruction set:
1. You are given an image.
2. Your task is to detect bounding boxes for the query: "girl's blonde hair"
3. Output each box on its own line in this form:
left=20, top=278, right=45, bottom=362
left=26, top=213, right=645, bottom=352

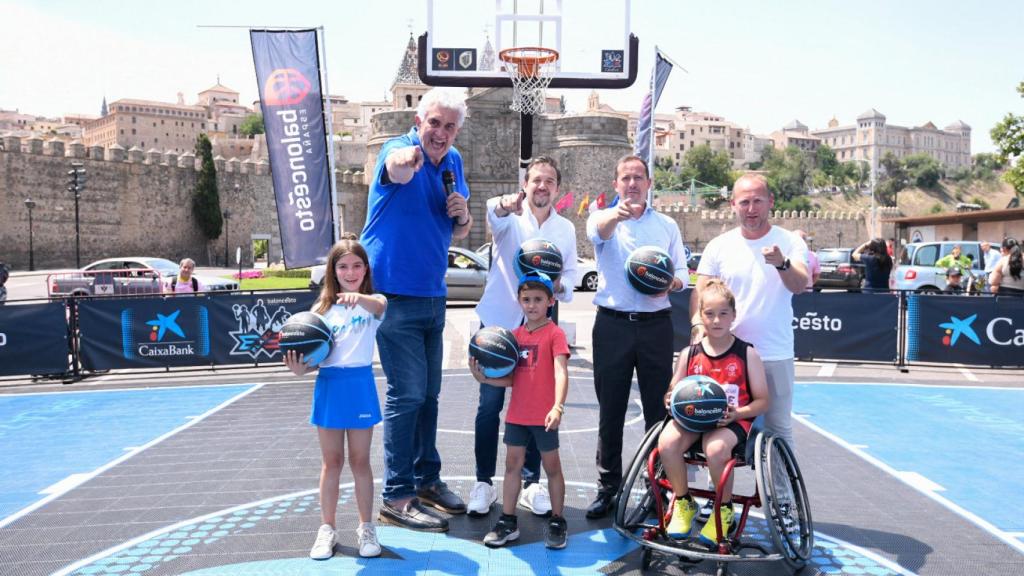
left=315, top=233, right=373, bottom=314
left=699, top=278, right=736, bottom=312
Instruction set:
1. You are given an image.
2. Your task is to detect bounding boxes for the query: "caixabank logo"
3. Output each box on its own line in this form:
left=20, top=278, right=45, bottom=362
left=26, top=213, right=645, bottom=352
left=121, top=307, right=210, bottom=360
left=939, top=313, right=1024, bottom=347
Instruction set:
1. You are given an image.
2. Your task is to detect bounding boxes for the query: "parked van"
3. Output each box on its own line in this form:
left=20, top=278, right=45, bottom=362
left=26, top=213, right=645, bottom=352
left=892, top=241, right=998, bottom=292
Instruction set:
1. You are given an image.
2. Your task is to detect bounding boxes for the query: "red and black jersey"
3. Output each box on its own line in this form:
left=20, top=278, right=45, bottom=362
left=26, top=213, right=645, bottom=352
left=685, top=337, right=754, bottom=433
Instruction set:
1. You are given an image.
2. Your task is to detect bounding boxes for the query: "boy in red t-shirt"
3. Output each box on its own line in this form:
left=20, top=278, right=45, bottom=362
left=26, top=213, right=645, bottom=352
left=469, top=272, right=570, bottom=550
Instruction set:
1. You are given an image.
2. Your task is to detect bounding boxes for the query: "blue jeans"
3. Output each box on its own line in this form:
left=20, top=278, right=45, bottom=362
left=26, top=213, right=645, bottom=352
left=377, top=295, right=446, bottom=502
left=474, top=382, right=541, bottom=485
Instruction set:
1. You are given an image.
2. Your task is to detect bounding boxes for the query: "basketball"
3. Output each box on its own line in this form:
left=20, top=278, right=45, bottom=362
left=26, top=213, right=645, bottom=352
left=515, top=238, right=563, bottom=281
left=625, top=245, right=674, bottom=295
left=278, top=311, right=334, bottom=368
left=468, top=326, right=520, bottom=378
left=670, top=375, right=728, bottom=432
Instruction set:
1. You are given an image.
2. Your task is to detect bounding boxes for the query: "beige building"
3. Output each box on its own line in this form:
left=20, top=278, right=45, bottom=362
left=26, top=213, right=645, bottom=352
left=769, top=120, right=822, bottom=157
left=811, top=109, right=971, bottom=170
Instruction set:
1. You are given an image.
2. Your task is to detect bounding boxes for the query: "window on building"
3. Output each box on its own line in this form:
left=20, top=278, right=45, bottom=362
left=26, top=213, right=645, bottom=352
left=132, top=128, right=136, bottom=135
left=132, top=117, right=136, bottom=123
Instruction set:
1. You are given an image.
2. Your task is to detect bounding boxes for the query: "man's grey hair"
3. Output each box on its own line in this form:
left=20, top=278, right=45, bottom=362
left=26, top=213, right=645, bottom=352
left=416, top=88, right=467, bottom=127
left=179, top=258, right=196, bottom=268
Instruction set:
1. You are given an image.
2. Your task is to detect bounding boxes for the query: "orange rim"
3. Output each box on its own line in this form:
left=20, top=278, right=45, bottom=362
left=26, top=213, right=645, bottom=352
left=499, top=46, right=560, bottom=77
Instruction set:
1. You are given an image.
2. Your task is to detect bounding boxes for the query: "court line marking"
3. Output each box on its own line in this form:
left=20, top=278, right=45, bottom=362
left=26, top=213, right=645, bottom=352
left=796, top=380, right=1021, bottom=392
left=816, top=363, right=837, bottom=378
left=955, top=365, right=979, bottom=382
left=0, top=381, right=274, bottom=397
left=0, top=383, right=264, bottom=530
left=51, top=476, right=917, bottom=576
left=795, top=413, right=1024, bottom=556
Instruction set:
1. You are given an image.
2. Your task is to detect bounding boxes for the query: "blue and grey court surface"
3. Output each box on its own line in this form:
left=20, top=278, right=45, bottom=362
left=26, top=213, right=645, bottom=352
left=1, top=368, right=1022, bottom=575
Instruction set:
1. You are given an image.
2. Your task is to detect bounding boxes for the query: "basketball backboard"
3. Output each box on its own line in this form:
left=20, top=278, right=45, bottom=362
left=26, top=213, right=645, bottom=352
left=420, top=0, right=637, bottom=89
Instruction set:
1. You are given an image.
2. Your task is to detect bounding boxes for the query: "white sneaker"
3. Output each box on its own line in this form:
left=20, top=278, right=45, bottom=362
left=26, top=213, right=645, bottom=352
left=309, top=523, right=335, bottom=560
left=357, top=522, right=382, bottom=558
left=518, top=483, right=552, bottom=517
left=467, top=481, right=497, bottom=517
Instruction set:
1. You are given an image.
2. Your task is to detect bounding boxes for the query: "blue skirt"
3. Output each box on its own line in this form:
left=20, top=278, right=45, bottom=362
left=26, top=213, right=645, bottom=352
left=310, top=365, right=381, bottom=430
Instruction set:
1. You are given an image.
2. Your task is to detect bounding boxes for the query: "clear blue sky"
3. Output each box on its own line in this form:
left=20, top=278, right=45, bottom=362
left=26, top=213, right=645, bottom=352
left=2, top=0, right=1021, bottom=152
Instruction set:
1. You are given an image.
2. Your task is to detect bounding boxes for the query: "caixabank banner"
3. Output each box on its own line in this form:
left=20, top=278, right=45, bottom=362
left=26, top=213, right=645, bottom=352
left=907, top=294, right=1024, bottom=367
left=0, top=302, right=69, bottom=376
left=78, top=291, right=318, bottom=370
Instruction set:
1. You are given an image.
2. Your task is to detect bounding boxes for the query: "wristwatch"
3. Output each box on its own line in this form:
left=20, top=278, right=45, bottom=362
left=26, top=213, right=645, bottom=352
left=775, top=258, right=791, bottom=271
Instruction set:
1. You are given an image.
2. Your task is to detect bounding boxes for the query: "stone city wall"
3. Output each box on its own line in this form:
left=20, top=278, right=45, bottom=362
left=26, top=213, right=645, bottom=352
left=0, top=135, right=366, bottom=270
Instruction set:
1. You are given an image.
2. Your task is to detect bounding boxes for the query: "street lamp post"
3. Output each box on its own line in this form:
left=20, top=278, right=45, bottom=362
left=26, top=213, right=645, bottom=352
left=24, top=198, right=36, bottom=271
left=67, top=162, right=86, bottom=268
left=222, top=209, right=232, bottom=267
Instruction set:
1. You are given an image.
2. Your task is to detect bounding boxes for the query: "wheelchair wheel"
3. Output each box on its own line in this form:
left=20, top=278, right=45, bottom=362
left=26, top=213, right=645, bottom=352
left=754, top=433, right=814, bottom=570
left=615, top=419, right=669, bottom=532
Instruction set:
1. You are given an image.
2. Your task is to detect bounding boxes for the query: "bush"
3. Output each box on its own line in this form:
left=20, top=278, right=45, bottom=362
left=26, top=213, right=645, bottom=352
left=262, top=268, right=313, bottom=279
left=971, top=196, right=991, bottom=209
left=930, top=203, right=944, bottom=214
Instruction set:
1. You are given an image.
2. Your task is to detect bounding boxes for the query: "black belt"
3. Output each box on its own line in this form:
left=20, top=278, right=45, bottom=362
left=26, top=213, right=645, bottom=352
left=598, top=306, right=671, bottom=322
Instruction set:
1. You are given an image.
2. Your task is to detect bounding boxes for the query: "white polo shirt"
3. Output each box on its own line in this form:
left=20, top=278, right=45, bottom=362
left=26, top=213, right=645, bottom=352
left=475, top=196, right=579, bottom=329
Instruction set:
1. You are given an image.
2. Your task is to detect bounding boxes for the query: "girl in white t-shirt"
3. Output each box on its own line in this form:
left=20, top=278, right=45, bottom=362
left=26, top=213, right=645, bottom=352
left=284, top=234, right=387, bottom=561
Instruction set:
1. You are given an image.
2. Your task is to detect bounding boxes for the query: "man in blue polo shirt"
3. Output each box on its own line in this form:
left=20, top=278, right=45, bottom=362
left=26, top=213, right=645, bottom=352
left=584, top=154, right=688, bottom=519
left=361, top=88, right=472, bottom=532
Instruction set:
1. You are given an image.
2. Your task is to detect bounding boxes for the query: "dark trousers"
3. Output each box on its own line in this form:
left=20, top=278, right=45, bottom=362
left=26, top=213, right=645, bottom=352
left=592, top=308, right=673, bottom=494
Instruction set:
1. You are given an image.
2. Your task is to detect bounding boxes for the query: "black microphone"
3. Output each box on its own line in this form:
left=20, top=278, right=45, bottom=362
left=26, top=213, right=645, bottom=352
left=442, top=170, right=456, bottom=197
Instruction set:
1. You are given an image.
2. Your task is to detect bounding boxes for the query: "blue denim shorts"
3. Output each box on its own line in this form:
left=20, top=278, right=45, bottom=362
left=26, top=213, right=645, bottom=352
left=503, top=422, right=559, bottom=453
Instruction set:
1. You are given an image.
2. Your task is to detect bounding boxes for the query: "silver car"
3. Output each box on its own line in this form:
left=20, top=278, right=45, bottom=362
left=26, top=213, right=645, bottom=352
left=49, top=257, right=238, bottom=297
left=892, top=241, right=996, bottom=293
left=309, top=247, right=490, bottom=301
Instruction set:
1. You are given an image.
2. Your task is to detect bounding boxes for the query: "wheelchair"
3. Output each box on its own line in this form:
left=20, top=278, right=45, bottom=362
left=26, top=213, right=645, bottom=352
left=612, top=417, right=814, bottom=575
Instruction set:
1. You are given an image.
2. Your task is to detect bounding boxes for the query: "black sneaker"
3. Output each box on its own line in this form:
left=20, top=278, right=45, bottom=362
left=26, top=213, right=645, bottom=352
left=417, top=481, right=467, bottom=514
left=378, top=498, right=449, bottom=532
left=545, top=515, right=568, bottom=549
left=483, top=514, right=520, bottom=547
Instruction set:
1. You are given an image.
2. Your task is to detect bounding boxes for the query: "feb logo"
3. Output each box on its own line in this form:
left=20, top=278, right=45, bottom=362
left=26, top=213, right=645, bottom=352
left=938, top=314, right=980, bottom=347
left=685, top=405, right=696, bottom=416
left=264, top=68, right=311, bottom=106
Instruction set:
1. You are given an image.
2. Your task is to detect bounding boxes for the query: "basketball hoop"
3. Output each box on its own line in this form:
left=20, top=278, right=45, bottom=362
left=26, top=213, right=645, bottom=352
left=499, top=47, right=560, bottom=115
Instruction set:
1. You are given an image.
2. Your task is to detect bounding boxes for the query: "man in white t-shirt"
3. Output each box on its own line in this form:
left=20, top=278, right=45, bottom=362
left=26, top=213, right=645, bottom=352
left=691, top=174, right=808, bottom=448
left=471, top=156, right=577, bottom=518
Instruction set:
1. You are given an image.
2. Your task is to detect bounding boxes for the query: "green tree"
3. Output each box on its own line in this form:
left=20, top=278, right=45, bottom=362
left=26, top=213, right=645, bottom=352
left=990, top=80, right=1024, bottom=196
left=239, top=113, right=265, bottom=137
left=192, top=134, right=223, bottom=241
left=653, top=156, right=681, bottom=190
left=760, top=146, right=812, bottom=211
left=680, top=144, right=735, bottom=189
left=816, top=144, right=839, bottom=176
left=903, top=153, right=944, bottom=190
left=874, top=151, right=909, bottom=206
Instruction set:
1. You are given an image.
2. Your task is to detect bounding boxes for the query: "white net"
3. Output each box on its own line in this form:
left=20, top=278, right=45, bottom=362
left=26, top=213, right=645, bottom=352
left=500, top=48, right=559, bottom=116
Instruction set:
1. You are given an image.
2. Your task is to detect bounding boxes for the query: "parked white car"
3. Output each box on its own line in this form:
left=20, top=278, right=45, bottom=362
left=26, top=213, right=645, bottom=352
left=892, top=241, right=997, bottom=293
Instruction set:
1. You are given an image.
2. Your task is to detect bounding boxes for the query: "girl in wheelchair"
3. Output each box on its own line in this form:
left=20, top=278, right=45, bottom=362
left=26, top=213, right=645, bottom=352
left=657, top=279, right=770, bottom=546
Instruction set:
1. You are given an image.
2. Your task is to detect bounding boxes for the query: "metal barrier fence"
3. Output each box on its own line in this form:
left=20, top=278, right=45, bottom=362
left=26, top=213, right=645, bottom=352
left=1, top=289, right=1021, bottom=381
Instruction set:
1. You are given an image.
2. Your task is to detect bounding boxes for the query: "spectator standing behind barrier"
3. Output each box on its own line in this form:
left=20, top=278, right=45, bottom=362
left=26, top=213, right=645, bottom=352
left=944, top=266, right=966, bottom=293
left=165, top=258, right=204, bottom=294
left=0, top=260, right=9, bottom=303
left=793, top=230, right=819, bottom=291
left=692, top=174, right=808, bottom=450
left=852, top=238, right=893, bottom=293
left=988, top=238, right=1024, bottom=295
left=583, top=155, right=689, bottom=519
left=935, top=244, right=971, bottom=271
left=469, top=156, right=578, bottom=518
left=360, top=88, right=473, bottom=533
left=981, top=241, right=1002, bottom=273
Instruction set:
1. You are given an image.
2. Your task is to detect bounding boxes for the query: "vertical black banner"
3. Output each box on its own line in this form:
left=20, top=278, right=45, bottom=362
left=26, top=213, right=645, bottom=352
left=0, top=302, right=70, bottom=376
left=251, top=29, right=335, bottom=269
